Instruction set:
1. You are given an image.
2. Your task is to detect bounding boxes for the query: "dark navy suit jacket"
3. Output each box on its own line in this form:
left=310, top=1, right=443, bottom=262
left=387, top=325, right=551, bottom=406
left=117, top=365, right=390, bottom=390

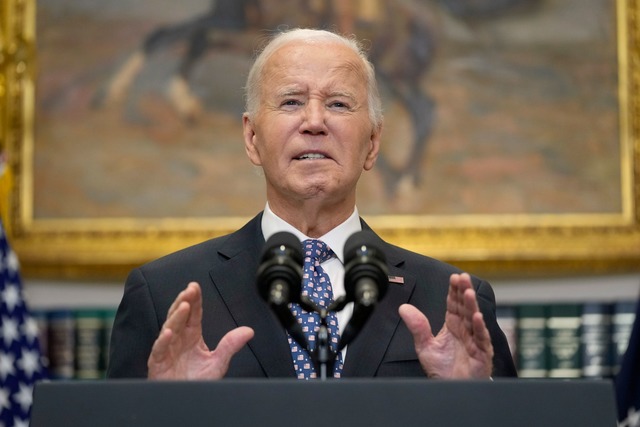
left=107, top=213, right=517, bottom=378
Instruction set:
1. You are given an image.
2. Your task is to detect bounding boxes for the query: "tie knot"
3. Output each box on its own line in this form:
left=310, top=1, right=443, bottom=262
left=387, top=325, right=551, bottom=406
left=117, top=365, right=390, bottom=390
left=302, top=239, right=333, bottom=264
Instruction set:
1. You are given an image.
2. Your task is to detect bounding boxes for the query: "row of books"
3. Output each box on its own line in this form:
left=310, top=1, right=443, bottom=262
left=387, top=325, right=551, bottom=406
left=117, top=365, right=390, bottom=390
left=33, top=308, right=117, bottom=380
left=496, top=300, right=637, bottom=378
left=32, top=300, right=637, bottom=380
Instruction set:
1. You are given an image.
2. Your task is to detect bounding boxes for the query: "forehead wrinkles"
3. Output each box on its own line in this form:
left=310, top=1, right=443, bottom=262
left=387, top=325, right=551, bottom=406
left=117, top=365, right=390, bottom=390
left=267, top=58, right=368, bottom=101
left=335, top=59, right=367, bottom=83
left=329, top=60, right=367, bottom=99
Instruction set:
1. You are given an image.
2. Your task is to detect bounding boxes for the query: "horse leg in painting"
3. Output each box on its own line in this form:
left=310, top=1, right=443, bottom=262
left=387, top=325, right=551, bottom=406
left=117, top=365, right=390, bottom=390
left=370, top=0, right=541, bottom=196
left=166, top=0, right=264, bottom=121
left=92, top=0, right=255, bottom=120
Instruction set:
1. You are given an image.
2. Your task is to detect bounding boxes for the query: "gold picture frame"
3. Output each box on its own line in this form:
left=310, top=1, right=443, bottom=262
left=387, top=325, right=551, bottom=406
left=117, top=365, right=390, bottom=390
left=1, top=0, right=639, bottom=280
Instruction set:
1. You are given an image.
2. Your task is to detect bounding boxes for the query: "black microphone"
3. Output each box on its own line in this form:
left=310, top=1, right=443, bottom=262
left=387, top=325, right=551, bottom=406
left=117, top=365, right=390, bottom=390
left=256, top=231, right=307, bottom=349
left=339, top=230, right=389, bottom=350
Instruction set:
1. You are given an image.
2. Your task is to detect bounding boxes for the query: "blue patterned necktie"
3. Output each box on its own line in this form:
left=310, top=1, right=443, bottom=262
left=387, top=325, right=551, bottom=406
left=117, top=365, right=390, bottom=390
left=288, top=239, right=344, bottom=379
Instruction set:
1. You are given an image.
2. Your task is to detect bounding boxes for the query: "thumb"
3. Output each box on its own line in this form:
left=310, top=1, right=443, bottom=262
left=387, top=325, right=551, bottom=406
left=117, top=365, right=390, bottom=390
left=399, top=304, right=434, bottom=351
left=212, top=326, right=255, bottom=374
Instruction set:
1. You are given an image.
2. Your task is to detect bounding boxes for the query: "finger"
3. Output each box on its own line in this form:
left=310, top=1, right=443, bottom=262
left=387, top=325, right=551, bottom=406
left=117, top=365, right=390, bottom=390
left=185, top=282, right=203, bottom=329
left=446, top=274, right=459, bottom=313
left=399, top=304, right=434, bottom=351
left=447, top=273, right=470, bottom=315
left=211, top=327, right=255, bottom=375
left=148, top=327, right=173, bottom=367
left=452, top=273, right=473, bottom=299
left=471, top=311, right=493, bottom=353
left=459, top=287, right=480, bottom=330
left=149, top=300, right=191, bottom=372
left=458, top=273, right=473, bottom=291
left=167, top=282, right=199, bottom=319
left=148, top=326, right=182, bottom=379
left=450, top=274, right=477, bottom=313
left=162, top=301, right=192, bottom=342
left=463, top=287, right=481, bottom=315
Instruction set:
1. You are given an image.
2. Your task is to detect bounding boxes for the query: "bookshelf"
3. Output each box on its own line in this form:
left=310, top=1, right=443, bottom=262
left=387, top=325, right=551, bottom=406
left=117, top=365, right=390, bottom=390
left=490, top=274, right=640, bottom=380
left=22, top=273, right=640, bottom=380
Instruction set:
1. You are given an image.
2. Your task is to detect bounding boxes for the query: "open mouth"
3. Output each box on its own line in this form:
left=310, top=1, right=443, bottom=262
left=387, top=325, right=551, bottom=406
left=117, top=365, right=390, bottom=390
left=296, top=153, right=328, bottom=160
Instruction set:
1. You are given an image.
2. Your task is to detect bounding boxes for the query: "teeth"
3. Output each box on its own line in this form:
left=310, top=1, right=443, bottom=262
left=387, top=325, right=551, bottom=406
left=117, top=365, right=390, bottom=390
left=298, top=153, right=326, bottom=160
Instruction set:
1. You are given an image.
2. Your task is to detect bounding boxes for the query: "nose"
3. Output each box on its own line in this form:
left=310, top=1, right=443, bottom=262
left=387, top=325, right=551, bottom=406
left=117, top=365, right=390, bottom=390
left=299, top=101, right=327, bottom=135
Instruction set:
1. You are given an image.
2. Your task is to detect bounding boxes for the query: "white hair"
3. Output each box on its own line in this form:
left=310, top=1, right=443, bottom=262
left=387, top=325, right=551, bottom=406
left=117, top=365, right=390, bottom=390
left=244, top=28, right=383, bottom=128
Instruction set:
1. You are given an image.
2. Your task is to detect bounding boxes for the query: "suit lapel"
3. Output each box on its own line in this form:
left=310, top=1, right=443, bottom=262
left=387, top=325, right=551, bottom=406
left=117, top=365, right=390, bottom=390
left=342, top=229, right=417, bottom=377
left=204, top=215, right=417, bottom=378
left=207, top=214, right=295, bottom=378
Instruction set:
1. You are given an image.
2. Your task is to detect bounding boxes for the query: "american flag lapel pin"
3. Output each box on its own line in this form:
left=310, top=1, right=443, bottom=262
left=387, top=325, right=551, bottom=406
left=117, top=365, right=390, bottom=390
left=388, top=275, right=404, bottom=285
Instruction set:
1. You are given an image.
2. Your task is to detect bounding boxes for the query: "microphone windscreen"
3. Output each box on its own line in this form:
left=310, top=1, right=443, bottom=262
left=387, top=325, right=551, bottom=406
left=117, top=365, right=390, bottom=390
left=261, top=231, right=303, bottom=264
left=343, top=230, right=389, bottom=302
left=256, top=231, right=307, bottom=350
left=344, top=230, right=385, bottom=264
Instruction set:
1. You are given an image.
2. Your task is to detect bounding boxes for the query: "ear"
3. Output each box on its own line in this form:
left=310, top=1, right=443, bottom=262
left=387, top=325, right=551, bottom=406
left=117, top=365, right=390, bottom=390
left=243, top=113, right=262, bottom=166
left=363, top=122, right=382, bottom=171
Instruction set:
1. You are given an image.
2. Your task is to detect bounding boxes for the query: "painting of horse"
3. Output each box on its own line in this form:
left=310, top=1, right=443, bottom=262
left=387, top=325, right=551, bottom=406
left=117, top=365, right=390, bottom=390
left=34, top=0, right=620, bottom=219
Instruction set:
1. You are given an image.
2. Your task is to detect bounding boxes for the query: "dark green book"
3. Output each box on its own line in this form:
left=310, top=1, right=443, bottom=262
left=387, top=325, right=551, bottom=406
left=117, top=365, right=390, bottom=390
left=516, top=304, right=548, bottom=378
left=547, top=303, right=582, bottom=379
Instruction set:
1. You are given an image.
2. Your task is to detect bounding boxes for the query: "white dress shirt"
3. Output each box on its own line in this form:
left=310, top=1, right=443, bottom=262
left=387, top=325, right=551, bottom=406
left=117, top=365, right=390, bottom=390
left=261, top=202, right=362, bottom=359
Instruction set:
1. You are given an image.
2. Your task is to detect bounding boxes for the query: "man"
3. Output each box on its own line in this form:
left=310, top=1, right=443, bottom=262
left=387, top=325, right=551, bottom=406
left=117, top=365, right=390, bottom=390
left=107, top=28, right=517, bottom=380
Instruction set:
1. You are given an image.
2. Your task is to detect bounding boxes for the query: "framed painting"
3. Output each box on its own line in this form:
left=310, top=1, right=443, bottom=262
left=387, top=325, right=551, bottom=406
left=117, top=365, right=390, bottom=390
left=1, top=0, right=638, bottom=280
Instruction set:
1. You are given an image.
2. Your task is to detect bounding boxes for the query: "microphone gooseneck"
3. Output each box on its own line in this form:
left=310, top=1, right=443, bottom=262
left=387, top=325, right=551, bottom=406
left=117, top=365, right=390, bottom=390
left=339, top=230, right=389, bottom=350
left=256, top=231, right=307, bottom=348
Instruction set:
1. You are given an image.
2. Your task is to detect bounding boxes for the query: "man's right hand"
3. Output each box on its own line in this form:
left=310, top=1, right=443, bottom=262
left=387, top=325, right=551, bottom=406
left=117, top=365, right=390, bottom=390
left=147, top=282, right=254, bottom=380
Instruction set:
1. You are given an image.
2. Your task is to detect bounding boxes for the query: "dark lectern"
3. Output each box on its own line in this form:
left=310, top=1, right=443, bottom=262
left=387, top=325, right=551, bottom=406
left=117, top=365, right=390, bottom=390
left=31, top=379, right=617, bottom=427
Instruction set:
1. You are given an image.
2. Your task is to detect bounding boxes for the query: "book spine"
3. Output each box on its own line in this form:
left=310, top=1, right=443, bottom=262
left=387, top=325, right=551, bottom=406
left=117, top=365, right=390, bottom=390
left=75, top=309, right=105, bottom=379
left=32, top=308, right=51, bottom=370
left=47, top=309, right=76, bottom=380
left=546, top=304, right=582, bottom=379
left=580, top=302, right=612, bottom=378
left=516, top=304, right=548, bottom=378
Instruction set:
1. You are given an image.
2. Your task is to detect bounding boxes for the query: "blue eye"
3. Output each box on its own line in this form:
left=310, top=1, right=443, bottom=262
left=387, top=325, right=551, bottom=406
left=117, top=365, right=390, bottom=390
left=329, top=101, right=351, bottom=110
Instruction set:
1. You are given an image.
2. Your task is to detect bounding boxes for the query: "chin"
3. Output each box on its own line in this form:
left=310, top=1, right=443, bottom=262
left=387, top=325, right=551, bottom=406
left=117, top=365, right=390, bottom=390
left=288, top=180, right=330, bottom=199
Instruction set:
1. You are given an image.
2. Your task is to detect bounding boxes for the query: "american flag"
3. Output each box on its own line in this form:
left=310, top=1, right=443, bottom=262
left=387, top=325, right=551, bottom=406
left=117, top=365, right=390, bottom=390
left=0, top=219, right=48, bottom=427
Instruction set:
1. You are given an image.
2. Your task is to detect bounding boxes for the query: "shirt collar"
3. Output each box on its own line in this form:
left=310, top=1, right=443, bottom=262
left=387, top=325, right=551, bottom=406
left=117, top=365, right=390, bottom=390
left=261, top=203, right=362, bottom=263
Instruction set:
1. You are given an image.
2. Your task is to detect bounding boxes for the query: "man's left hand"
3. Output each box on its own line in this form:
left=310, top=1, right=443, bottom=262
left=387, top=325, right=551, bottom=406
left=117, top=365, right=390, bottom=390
left=399, top=273, right=494, bottom=379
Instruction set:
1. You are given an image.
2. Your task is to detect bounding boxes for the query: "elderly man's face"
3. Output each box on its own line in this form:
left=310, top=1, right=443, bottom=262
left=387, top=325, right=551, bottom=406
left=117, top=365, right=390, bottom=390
left=243, top=40, right=381, bottom=209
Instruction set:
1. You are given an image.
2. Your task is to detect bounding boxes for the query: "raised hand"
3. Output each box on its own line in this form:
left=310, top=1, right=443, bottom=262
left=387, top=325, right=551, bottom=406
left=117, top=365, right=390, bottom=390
left=399, top=273, right=494, bottom=379
left=147, top=282, right=254, bottom=380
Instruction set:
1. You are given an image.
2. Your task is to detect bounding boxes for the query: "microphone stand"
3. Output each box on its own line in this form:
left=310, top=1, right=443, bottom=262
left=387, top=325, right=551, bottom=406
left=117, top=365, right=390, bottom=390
left=300, top=296, right=341, bottom=381
left=289, top=291, right=382, bottom=381
left=314, top=308, right=336, bottom=381
left=313, top=293, right=379, bottom=379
